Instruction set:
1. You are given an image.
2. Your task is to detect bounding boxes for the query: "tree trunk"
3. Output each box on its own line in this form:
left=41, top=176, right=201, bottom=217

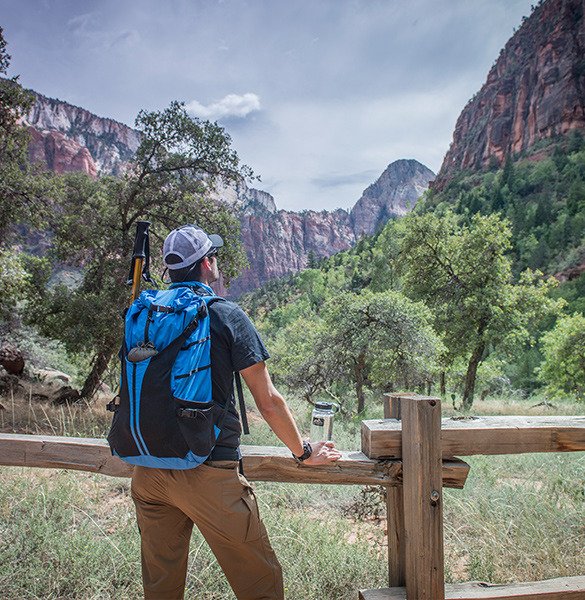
left=462, top=342, right=486, bottom=410
left=440, top=371, right=446, bottom=396
left=354, top=354, right=367, bottom=414
left=80, top=348, right=114, bottom=400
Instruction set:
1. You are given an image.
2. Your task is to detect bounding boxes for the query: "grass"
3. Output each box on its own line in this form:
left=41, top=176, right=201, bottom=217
left=0, top=385, right=584, bottom=598
left=444, top=452, right=585, bottom=583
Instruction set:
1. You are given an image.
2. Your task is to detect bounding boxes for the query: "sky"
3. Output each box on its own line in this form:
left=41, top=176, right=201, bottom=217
left=1, top=0, right=535, bottom=212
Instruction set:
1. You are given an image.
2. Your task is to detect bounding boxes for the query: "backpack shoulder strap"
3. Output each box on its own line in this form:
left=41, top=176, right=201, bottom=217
left=204, top=295, right=249, bottom=435
left=234, top=371, right=249, bottom=435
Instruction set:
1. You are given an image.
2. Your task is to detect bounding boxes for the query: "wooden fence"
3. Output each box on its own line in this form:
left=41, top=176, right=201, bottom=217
left=1, top=393, right=584, bottom=599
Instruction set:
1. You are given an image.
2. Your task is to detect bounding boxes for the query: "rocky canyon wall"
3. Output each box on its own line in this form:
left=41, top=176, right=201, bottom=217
left=434, top=0, right=585, bottom=189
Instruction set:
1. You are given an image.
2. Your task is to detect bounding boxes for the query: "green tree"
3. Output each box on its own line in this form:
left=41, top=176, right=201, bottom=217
left=399, top=211, right=561, bottom=409
left=269, top=314, right=333, bottom=404
left=28, top=102, right=250, bottom=398
left=0, top=29, right=56, bottom=370
left=273, top=290, right=442, bottom=413
left=538, top=313, right=585, bottom=400
left=0, top=249, right=32, bottom=330
left=0, top=27, right=53, bottom=240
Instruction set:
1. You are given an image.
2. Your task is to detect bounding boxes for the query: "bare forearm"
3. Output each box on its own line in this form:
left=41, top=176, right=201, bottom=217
left=241, top=362, right=342, bottom=466
left=240, top=362, right=303, bottom=456
left=256, top=390, right=304, bottom=457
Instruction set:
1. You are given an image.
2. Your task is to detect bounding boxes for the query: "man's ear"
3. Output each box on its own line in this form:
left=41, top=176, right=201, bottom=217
left=201, top=256, right=212, bottom=271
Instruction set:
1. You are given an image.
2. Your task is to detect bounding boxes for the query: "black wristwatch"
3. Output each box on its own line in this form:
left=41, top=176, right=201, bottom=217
left=293, top=441, right=312, bottom=463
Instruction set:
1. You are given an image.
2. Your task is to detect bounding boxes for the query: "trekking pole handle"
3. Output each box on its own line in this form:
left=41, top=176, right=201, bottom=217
left=127, top=221, right=151, bottom=304
left=132, top=221, right=151, bottom=259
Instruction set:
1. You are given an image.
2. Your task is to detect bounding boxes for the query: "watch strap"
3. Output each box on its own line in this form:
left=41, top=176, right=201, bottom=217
left=293, top=440, right=313, bottom=462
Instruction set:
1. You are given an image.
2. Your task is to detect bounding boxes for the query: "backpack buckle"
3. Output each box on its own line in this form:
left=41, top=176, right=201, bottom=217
left=177, top=407, right=196, bottom=419
left=106, top=395, right=120, bottom=412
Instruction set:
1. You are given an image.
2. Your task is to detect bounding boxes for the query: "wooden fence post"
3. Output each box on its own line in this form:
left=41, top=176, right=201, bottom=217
left=383, top=392, right=417, bottom=419
left=402, top=395, right=445, bottom=600
left=385, top=394, right=405, bottom=587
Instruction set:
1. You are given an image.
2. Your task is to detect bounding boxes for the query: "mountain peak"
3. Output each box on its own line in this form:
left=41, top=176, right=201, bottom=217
left=349, top=159, right=435, bottom=236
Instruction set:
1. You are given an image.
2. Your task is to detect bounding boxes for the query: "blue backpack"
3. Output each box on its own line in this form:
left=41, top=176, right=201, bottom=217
left=107, top=282, right=230, bottom=469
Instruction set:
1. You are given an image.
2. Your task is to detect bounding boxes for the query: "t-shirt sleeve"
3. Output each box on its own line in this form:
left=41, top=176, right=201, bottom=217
left=223, top=305, right=270, bottom=372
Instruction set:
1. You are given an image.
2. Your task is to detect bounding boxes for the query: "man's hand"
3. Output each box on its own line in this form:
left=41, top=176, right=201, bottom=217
left=303, top=441, right=342, bottom=466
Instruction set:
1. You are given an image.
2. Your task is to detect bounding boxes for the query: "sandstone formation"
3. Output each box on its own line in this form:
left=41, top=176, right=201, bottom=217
left=27, top=127, right=98, bottom=177
left=229, top=159, right=435, bottom=296
left=229, top=208, right=355, bottom=297
left=24, top=91, right=140, bottom=176
left=434, top=0, right=585, bottom=189
left=22, top=92, right=434, bottom=295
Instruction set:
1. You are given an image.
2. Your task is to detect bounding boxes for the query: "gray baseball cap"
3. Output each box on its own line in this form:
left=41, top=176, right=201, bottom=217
left=163, top=224, right=224, bottom=270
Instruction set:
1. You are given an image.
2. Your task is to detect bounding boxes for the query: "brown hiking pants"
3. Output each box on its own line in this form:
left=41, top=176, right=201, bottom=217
left=131, top=461, right=284, bottom=600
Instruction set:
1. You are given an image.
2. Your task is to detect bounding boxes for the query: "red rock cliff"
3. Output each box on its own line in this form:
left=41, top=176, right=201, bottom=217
left=24, top=91, right=140, bottom=177
left=434, top=0, right=585, bottom=189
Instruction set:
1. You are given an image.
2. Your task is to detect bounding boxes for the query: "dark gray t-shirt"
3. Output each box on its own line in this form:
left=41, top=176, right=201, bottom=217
left=208, top=299, right=269, bottom=459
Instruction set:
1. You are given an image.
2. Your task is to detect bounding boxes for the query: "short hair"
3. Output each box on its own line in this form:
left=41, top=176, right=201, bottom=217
left=168, top=259, right=204, bottom=283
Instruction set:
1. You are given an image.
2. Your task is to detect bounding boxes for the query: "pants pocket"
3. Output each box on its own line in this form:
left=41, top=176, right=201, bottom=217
left=223, top=477, right=262, bottom=543
left=241, top=487, right=261, bottom=542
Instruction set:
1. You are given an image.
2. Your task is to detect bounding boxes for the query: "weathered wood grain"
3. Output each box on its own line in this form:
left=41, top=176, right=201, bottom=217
left=359, top=575, right=585, bottom=599
left=385, top=394, right=405, bottom=587
left=362, top=415, right=585, bottom=459
left=386, top=485, right=405, bottom=587
left=0, top=433, right=470, bottom=487
left=401, top=396, right=445, bottom=600
left=383, top=392, right=420, bottom=420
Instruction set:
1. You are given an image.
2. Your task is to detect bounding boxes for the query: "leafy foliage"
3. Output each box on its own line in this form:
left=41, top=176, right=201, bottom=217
left=0, top=27, right=55, bottom=240
left=421, top=132, right=585, bottom=281
left=538, top=313, right=585, bottom=399
left=0, top=248, right=32, bottom=326
left=398, top=210, right=562, bottom=408
left=269, top=290, right=442, bottom=412
left=245, top=205, right=566, bottom=410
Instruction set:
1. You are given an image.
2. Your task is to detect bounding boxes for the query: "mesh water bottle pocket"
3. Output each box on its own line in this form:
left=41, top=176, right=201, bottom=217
left=174, top=399, right=219, bottom=457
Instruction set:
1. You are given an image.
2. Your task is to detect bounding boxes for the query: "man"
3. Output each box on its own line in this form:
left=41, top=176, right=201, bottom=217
left=131, top=224, right=341, bottom=600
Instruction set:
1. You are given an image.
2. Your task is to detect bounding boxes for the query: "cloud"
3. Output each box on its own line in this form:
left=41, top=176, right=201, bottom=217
left=312, top=169, right=381, bottom=189
left=67, top=13, right=94, bottom=35
left=186, top=93, right=261, bottom=120
left=110, top=29, right=141, bottom=48
left=67, top=12, right=139, bottom=49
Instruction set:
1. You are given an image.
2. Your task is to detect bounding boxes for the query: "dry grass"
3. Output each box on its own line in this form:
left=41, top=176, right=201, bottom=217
left=0, top=385, right=111, bottom=438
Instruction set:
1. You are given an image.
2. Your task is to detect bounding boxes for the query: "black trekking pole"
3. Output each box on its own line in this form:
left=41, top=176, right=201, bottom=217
left=127, top=221, right=153, bottom=304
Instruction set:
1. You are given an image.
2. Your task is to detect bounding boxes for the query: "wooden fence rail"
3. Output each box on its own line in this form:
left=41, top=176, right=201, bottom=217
left=0, top=433, right=470, bottom=488
left=362, top=414, right=585, bottom=459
